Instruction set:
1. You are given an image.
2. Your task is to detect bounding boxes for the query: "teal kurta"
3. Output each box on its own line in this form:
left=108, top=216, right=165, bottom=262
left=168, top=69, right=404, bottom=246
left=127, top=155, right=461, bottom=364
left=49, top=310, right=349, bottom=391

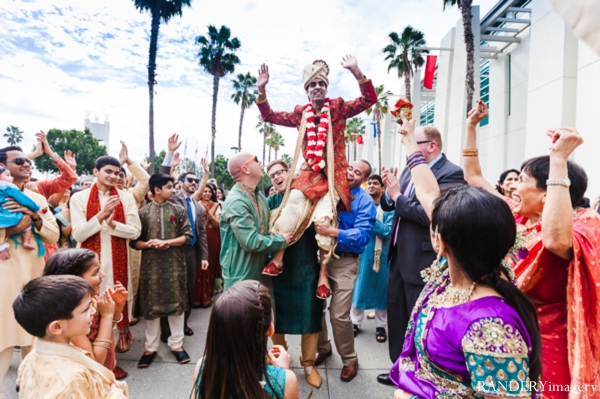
left=268, top=193, right=322, bottom=335
left=219, top=183, right=286, bottom=297
left=351, top=206, right=394, bottom=310
left=134, top=201, right=193, bottom=320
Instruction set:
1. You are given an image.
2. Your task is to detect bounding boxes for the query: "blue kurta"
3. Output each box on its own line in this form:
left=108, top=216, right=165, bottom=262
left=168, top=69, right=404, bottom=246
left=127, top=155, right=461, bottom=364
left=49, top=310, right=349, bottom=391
left=351, top=207, right=393, bottom=310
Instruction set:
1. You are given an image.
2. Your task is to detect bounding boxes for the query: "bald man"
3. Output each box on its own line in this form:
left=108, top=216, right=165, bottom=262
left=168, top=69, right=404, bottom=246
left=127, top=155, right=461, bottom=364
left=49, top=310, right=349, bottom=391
left=219, top=153, right=292, bottom=297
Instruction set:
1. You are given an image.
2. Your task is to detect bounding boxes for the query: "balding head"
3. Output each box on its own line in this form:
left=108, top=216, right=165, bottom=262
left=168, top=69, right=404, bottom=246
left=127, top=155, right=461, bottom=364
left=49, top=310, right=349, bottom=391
left=414, top=126, right=442, bottom=162
left=228, top=152, right=252, bottom=181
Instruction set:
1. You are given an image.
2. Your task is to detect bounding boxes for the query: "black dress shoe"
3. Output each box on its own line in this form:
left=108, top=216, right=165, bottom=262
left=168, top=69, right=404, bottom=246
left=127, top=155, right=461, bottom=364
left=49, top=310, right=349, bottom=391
left=138, top=351, right=157, bottom=368
left=173, top=348, right=191, bottom=364
left=184, top=326, right=194, bottom=336
left=377, top=373, right=395, bottom=386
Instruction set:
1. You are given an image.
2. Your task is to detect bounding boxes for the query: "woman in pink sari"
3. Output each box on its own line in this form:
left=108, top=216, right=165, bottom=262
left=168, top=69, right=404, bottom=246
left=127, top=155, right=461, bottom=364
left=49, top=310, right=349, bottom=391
left=463, top=101, right=600, bottom=398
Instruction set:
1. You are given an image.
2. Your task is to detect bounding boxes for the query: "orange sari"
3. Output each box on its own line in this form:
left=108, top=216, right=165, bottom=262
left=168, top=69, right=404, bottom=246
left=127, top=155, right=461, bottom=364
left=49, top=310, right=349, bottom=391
left=510, top=205, right=600, bottom=398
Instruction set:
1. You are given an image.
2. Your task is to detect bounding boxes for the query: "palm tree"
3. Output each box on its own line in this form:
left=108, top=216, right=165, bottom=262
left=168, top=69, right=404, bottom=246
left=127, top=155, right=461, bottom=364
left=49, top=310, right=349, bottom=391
left=133, top=0, right=191, bottom=172
left=231, top=72, right=258, bottom=153
left=196, top=25, right=241, bottom=177
left=4, top=125, right=23, bottom=145
left=256, top=115, right=273, bottom=167
left=443, top=0, right=475, bottom=114
left=267, top=130, right=284, bottom=161
left=383, top=26, right=428, bottom=102
left=366, top=85, right=392, bottom=174
left=344, top=117, right=366, bottom=162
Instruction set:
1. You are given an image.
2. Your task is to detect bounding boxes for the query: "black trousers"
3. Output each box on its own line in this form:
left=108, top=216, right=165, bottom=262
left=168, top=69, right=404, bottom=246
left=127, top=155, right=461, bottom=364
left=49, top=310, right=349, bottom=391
left=387, top=265, right=425, bottom=364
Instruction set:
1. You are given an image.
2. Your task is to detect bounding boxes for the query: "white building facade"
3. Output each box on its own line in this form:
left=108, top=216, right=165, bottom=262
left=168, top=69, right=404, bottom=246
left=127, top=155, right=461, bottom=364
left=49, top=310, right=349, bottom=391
left=355, top=0, right=600, bottom=201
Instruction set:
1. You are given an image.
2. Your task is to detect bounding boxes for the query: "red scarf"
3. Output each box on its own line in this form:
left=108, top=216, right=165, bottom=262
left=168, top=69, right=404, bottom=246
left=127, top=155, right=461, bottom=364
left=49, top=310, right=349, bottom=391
left=81, top=184, right=129, bottom=332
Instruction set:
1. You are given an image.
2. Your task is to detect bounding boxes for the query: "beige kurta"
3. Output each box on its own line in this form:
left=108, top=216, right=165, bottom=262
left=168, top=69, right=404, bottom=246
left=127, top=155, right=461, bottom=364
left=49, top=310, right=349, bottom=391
left=70, top=188, right=141, bottom=292
left=123, top=161, right=150, bottom=315
left=0, top=189, right=59, bottom=353
left=17, top=338, right=129, bottom=398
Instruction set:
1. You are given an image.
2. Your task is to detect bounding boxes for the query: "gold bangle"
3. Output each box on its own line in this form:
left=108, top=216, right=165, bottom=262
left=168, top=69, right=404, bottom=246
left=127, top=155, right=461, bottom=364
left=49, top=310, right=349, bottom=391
left=94, top=338, right=112, bottom=344
left=256, top=96, right=267, bottom=105
left=357, top=77, right=370, bottom=85
left=462, top=149, right=479, bottom=157
left=258, top=91, right=265, bottom=96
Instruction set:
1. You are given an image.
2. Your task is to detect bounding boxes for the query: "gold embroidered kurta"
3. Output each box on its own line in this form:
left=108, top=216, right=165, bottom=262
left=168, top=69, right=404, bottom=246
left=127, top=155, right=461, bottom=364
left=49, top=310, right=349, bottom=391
left=17, top=338, right=129, bottom=398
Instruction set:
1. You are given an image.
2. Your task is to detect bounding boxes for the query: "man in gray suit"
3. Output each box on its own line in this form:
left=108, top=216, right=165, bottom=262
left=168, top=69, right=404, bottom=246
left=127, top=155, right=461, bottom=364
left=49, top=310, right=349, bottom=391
left=159, top=167, right=209, bottom=338
left=378, top=126, right=465, bottom=386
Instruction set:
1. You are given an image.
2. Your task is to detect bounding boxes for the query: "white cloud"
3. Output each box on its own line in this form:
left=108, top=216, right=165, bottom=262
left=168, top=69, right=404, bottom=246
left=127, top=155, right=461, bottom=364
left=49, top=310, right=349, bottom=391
left=1, top=0, right=498, bottom=171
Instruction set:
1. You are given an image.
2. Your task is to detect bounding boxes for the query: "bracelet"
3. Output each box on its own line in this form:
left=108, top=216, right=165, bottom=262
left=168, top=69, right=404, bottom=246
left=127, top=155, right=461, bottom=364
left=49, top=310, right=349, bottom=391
left=407, top=151, right=427, bottom=170
left=112, top=313, right=123, bottom=327
left=258, top=91, right=265, bottom=96
left=357, top=77, right=370, bottom=85
left=92, top=341, right=111, bottom=350
left=256, top=96, right=267, bottom=105
left=462, top=148, right=478, bottom=157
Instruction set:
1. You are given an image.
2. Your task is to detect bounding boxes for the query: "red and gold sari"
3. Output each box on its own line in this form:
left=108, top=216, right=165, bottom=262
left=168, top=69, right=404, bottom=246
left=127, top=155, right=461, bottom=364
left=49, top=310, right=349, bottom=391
left=508, top=202, right=600, bottom=398
left=192, top=201, right=221, bottom=307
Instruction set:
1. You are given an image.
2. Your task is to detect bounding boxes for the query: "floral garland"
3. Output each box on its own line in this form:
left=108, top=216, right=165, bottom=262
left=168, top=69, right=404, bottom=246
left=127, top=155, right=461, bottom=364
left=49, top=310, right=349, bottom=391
left=304, top=98, right=330, bottom=173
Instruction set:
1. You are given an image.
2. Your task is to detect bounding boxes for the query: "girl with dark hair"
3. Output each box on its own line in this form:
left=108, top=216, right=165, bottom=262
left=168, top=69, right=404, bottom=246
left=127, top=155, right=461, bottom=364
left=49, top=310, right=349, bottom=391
left=384, top=111, right=541, bottom=398
left=43, top=248, right=129, bottom=379
left=496, top=168, right=520, bottom=199
left=193, top=280, right=298, bottom=399
left=462, top=101, right=600, bottom=397
left=192, top=182, right=222, bottom=307
left=216, top=187, right=226, bottom=203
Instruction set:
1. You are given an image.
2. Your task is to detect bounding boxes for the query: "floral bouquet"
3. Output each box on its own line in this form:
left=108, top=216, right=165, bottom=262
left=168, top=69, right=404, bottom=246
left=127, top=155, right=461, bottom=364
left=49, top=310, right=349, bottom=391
left=390, top=98, right=413, bottom=126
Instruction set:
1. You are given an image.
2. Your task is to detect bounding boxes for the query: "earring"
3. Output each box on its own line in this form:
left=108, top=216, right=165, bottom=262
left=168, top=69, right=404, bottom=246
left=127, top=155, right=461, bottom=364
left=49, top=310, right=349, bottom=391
left=420, top=251, right=446, bottom=284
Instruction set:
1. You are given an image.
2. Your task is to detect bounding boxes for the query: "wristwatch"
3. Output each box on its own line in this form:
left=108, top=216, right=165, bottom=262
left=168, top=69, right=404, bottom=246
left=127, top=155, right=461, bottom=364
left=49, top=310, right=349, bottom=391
left=546, top=178, right=571, bottom=188
left=32, top=215, right=43, bottom=222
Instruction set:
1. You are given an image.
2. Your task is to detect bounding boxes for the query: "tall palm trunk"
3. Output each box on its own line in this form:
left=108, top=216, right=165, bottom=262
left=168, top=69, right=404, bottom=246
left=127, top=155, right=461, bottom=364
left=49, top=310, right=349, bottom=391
left=268, top=146, right=272, bottom=163
left=262, top=131, right=266, bottom=167
left=210, top=64, right=220, bottom=177
left=147, top=9, right=160, bottom=173
left=346, top=144, right=349, bottom=161
left=404, top=70, right=412, bottom=102
left=461, top=0, right=475, bottom=114
left=376, top=112, right=382, bottom=174
left=353, top=137, right=357, bottom=161
left=237, top=90, right=246, bottom=152
left=274, top=148, right=278, bottom=160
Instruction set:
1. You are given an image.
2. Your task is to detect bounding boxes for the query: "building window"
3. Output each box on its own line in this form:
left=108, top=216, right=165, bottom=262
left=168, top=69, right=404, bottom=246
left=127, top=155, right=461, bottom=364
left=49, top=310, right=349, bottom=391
left=479, top=59, right=490, bottom=127
left=420, top=100, right=435, bottom=126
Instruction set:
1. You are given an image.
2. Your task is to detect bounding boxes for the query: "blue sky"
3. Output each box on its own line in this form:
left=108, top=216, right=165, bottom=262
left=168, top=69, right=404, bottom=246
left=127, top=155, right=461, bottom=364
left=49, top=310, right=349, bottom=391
left=0, top=0, right=497, bottom=169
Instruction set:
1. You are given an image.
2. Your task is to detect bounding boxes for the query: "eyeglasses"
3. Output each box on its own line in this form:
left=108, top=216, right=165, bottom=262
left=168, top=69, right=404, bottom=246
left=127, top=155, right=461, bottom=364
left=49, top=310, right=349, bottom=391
left=243, top=155, right=259, bottom=166
left=9, top=157, right=32, bottom=166
left=182, top=177, right=200, bottom=184
left=417, top=140, right=432, bottom=145
left=269, top=169, right=288, bottom=180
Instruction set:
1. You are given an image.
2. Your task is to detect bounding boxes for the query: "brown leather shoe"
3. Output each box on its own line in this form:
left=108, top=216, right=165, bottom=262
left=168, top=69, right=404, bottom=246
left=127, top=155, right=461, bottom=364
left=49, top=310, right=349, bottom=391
left=306, top=367, right=322, bottom=388
left=340, top=362, right=358, bottom=382
left=314, top=349, right=332, bottom=366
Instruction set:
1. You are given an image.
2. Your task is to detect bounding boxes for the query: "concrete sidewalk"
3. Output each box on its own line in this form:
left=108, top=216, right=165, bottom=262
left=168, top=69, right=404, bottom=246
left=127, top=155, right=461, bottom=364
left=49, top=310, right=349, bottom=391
left=2, top=302, right=396, bottom=398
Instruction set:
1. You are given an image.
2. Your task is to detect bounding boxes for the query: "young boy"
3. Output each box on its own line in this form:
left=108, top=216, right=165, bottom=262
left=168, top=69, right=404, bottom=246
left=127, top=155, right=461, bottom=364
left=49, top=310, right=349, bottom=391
left=133, top=174, right=193, bottom=368
left=13, top=275, right=129, bottom=398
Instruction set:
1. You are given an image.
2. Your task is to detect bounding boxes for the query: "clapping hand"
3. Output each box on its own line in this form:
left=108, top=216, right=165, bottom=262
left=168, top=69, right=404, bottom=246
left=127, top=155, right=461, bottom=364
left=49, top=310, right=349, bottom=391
left=109, top=282, right=128, bottom=307
left=96, top=289, right=116, bottom=317
left=382, top=167, right=401, bottom=202
left=118, top=141, right=131, bottom=166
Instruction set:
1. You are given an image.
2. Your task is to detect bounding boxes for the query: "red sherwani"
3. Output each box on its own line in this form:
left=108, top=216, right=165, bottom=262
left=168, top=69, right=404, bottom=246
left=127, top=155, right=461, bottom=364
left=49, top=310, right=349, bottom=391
left=257, top=79, right=377, bottom=211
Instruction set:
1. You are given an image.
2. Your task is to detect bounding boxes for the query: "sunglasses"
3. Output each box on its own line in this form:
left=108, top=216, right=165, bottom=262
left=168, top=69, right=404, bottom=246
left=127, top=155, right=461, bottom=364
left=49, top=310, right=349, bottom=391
left=269, top=169, right=288, bottom=180
left=417, top=140, right=432, bottom=145
left=9, top=157, right=32, bottom=166
left=243, top=155, right=259, bottom=166
left=182, top=177, right=200, bottom=184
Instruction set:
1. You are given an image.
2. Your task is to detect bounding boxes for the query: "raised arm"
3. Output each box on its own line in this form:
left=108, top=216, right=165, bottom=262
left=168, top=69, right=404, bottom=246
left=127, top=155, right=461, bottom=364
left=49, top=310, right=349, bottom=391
left=394, top=112, right=440, bottom=219
left=542, top=128, right=583, bottom=260
left=339, top=55, right=378, bottom=119
left=463, top=101, right=501, bottom=196
left=256, top=63, right=300, bottom=127
left=192, top=158, right=210, bottom=202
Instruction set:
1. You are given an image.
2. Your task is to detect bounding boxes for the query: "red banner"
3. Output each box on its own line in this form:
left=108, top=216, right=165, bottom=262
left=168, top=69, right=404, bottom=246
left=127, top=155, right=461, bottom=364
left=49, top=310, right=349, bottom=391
left=423, top=55, right=437, bottom=89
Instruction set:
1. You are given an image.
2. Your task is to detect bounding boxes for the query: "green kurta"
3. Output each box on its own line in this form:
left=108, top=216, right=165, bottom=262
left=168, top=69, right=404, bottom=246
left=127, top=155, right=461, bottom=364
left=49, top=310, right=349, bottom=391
left=133, top=201, right=193, bottom=320
left=268, top=193, right=322, bottom=335
left=219, top=183, right=287, bottom=297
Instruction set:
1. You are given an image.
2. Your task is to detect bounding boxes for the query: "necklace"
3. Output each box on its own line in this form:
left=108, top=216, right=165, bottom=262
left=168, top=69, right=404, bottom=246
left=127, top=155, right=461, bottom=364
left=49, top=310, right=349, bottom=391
left=429, top=281, right=476, bottom=308
left=304, top=99, right=330, bottom=173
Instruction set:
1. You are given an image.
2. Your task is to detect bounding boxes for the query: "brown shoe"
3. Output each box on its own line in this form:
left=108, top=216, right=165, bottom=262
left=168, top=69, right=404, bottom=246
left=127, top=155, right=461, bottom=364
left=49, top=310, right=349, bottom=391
left=340, top=362, right=358, bottom=382
left=306, top=367, right=322, bottom=388
left=314, top=349, right=332, bottom=366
